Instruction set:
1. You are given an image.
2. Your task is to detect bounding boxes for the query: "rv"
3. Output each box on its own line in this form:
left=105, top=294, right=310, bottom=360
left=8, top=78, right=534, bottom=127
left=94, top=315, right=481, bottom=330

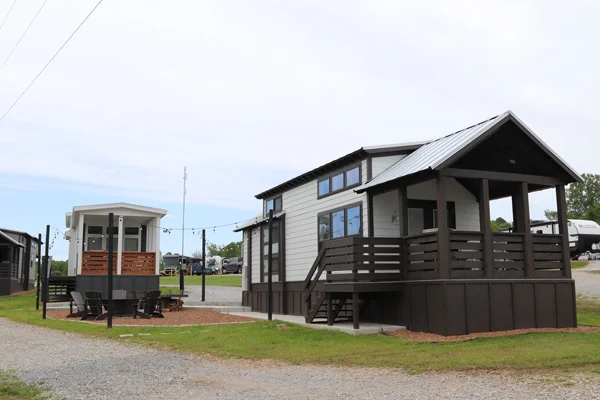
left=530, top=219, right=600, bottom=257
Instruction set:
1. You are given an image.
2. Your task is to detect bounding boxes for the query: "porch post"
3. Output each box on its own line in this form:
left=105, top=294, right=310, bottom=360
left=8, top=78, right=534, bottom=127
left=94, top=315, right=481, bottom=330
left=154, top=217, right=161, bottom=274
left=399, top=185, right=409, bottom=280
left=76, top=214, right=84, bottom=275
left=116, top=216, right=123, bottom=275
left=515, top=182, right=534, bottom=278
left=478, top=179, right=494, bottom=278
left=556, top=185, right=572, bottom=278
left=436, top=174, right=450, bottom=279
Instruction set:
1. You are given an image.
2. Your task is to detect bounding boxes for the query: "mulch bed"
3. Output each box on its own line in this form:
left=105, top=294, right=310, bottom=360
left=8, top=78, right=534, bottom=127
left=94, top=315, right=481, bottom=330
left=388, top=326, right=600, bottom=342
left=47, top=308, right=257, bottom=327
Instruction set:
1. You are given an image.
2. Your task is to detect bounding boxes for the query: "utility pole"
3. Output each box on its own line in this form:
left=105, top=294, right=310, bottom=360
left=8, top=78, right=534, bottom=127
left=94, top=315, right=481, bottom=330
left=180, top=166, right=187, bottom=293
left=42, top=225, right=49, bottom=319
left=35, top=233, right=41, bottom=310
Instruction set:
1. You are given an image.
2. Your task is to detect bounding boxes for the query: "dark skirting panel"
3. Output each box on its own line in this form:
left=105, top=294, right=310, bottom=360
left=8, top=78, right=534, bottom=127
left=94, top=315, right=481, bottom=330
left=405, top=279, right=576, bottom=336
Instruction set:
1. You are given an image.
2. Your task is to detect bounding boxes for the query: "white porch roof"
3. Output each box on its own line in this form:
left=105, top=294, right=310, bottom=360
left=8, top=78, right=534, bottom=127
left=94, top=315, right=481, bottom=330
left=67, top=202, right=168, bottom=229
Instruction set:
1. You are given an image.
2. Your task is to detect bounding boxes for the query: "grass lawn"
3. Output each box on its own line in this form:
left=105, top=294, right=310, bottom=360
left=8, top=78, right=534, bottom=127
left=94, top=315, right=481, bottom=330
left=572, top=261, right=590, bottom=269
left=160, top=274, right=241, bottom=287
left=1, top=292, right=600, bottom=373
left=0, top=371, right=48, bottom=400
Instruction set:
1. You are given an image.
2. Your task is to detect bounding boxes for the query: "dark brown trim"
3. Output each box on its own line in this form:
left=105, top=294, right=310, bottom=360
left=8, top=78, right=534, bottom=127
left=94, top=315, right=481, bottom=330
left=436, top=174, right=449, bottom=279
left=366, top=156, right=373, bottom=181
left=556, top=185, right=571, bottom=278
left=359, top=169, right=436, bottom=196
left=317, top=162, right=363, bottom=199
left=367, top=193, right=374, bottom=237
left=479, top=179, right=494, bottom=278
left=440, top=168, right=562, bottom=186
left=516, top=182, right=534, bottom=278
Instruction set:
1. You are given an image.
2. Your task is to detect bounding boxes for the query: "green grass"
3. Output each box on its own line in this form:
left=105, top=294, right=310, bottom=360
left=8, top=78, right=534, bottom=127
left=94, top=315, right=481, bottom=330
left=571, top=261, right=590, bottom=269
left=159, top=274, right=241, bottom=287
left=1, top=291, right=600, bottom=373
left=0, top=371, right=49, bottom=400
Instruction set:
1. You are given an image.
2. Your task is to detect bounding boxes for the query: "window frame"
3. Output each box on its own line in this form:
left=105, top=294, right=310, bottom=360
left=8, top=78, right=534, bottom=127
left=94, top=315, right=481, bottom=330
left=317, top=202, right=363, bottom=243
left=317, top=163, right=362, bottom=199
left=264, top=195, right=283, bottom=217
left=85, top=224, right=142, bottom=252
left=260, top=220, right=282, bottom=283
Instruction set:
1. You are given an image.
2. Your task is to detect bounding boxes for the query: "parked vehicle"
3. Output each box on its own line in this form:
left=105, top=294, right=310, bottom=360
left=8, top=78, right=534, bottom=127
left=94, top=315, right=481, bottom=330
left=222, top=257, right=243, bottom=274
left=529, top=219, right=600, bottom=258
left=191, top=262, right=216, bottom=275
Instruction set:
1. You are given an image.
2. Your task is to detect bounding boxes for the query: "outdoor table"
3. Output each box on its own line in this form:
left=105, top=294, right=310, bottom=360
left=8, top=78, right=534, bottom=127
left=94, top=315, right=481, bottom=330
left=160, top=293, right=188, bottom=311
left=101, top=298, right=139, bottom=317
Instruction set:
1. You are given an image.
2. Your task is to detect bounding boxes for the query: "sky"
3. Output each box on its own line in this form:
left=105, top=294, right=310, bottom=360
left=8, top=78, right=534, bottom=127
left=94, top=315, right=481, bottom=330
left=0, top=0, right=598, bottom=260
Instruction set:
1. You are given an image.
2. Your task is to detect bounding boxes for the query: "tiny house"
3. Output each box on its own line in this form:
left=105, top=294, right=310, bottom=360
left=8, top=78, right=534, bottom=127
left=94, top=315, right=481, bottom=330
left=65, top=203, right=167, bottom=296
left=0, top=228, right=40, bottom=295
left=236, top=110, right=581, bottom=335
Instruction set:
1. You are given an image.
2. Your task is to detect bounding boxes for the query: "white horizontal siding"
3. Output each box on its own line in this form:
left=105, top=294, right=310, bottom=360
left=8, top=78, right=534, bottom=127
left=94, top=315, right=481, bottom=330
left=372, top=190, right=400, bottom=238
left=371, top=155, right=407, bottom=178
left=242, top=231, right=249, bottom=290
left=283, top=160, right=369, bottom=281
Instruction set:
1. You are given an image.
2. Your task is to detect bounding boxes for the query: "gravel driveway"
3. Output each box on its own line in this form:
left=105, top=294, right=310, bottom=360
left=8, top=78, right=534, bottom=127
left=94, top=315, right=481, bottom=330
left=2, top=318, right=599, bottom=399
left=573, top=260, right=600, bottom=297
left=162, top=284, right=242, bottom=305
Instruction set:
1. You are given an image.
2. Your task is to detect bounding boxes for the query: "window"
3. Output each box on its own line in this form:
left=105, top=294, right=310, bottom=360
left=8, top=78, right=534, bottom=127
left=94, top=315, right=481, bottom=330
left=317, top=164, right=362, bottom=198
left=87, top=226, right=104, bottom=251
left=265, top=196, right=283, bottom=216
left=85, top=224, right=142, bottom=252
left=318, top=203, right=362, bottom=242
left=261, top=220, right=281, bottom=282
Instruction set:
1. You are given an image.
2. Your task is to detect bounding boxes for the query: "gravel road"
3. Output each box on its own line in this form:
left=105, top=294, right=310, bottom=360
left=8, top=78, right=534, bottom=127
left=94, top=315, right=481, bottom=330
left=2, top=318, right=599, bottom=399
left=162, top=284, right=242, bottom=305
left=573, top=260, right=600, bottom=297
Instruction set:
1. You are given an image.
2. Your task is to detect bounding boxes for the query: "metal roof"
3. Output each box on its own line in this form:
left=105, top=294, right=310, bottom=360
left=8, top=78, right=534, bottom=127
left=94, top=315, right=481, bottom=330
left=233, top=211, right=285, bottom=232
left=356, top=110, right=582, bottom=193
left=0, top=230, right=25, bottom=247
left=254, top=142, right=426, bottom=199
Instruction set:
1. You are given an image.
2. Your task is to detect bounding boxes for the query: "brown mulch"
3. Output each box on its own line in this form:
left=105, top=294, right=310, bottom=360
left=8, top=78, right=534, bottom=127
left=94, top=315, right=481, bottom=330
left=388, top=326, right=600, bottom=342
left=47, top=308, right=257, bottom=326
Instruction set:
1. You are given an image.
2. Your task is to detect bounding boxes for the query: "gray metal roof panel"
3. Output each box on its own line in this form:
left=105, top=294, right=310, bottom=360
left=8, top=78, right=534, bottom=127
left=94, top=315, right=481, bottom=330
left=357, top=112, right=509, bottom=191
left=0, top=230, right=25, bottom=247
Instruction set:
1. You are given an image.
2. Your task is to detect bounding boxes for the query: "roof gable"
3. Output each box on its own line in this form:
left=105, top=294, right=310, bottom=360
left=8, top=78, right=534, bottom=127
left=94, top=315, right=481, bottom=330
left=357, top=111, right=582, bottom=193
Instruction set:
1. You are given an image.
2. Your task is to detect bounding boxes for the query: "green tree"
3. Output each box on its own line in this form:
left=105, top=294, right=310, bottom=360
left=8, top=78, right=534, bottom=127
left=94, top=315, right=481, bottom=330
left=205, top=241, right=243, bottom=258
left=50, top=260, right=68, bottom=276
left=490, top=217, right=512, bottom=232
left=544, top=209, right=558, bottom=220
left=567, top=173, right=600, bottom=222
left=191, top=250, right=203, bottom=259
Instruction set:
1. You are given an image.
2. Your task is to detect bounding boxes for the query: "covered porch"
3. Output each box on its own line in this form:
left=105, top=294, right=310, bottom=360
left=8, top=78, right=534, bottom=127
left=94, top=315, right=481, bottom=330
left=305, top=111, right=581, bottom=335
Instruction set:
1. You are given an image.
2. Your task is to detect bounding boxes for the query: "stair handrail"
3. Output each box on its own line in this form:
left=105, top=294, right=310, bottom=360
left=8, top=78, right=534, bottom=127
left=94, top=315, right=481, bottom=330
left=303, top=246, right=326, bottom=303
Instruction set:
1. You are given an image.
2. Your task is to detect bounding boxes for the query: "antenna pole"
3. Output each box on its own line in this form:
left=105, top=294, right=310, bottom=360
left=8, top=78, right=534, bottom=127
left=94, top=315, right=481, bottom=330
left=180, top=166, right=187, bottom=292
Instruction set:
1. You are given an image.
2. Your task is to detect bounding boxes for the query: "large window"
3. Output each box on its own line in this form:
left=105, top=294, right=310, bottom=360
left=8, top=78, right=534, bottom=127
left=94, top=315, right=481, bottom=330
left=265, top=196, right=283, bottom=217
left=261, top=221, right=281, bottom=282
left=85, top=224, right=142, bottom=252
left=318, top=164, right=361, bottom=198
left=318, top=203, right=362, bottom=242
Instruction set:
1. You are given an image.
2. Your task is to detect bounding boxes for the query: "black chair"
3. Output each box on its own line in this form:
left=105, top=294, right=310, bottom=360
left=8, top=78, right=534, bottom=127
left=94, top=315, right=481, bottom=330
left=82, top=291, right=105, bottom=320
left=134, top=290, right=164, bottom=319
left=67, top=291, right=86, bottom=318
left=112, top=289, right=128, bottom=300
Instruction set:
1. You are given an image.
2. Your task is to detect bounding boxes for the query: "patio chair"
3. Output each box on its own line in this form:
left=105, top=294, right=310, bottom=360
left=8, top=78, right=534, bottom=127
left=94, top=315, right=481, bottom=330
left=134, top=290, right=164, bottom=319
left=67, top=291, right=86, bottom=318
left=112, top=289, right=128, bottom=300
left=82, top=291, right=105, bottom=321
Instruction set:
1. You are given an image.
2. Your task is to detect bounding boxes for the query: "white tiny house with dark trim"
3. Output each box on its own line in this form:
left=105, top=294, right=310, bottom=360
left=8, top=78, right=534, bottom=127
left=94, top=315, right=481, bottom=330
left=236, top=111, right=581, bottom=335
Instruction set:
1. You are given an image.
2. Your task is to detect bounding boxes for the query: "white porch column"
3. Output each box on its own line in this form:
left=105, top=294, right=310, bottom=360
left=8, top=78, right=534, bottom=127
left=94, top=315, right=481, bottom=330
left=76, top=214, right=84, bottom=275
left=154, top=217, right=161, bottom=274
left=117, top=215, right=124, bottom=275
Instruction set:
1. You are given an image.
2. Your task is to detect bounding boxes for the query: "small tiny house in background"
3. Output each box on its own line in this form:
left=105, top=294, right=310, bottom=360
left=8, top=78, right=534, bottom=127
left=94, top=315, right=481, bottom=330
left=0, top=228, right=40, bottom=295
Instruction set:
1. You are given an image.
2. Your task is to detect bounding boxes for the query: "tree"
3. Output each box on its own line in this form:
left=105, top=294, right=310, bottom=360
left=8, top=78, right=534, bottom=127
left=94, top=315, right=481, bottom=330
left=50, top=260, right=68, bottom=276
left=566, top=173, right=600, bottom=222
left=490, top=217, right=512, bottom=232
left=204, top=241, right=243, bottom=258
left=544, top=209, right=558, bottom=220
left=191, top=250, right=203, bottom=259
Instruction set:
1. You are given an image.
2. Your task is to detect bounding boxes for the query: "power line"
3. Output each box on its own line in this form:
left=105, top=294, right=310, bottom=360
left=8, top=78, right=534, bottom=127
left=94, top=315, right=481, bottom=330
left=0, top=0, right=17, bottom=34
left=0, top=0, right=104, bottom=123
left=0, top=0, right=49, bottom=73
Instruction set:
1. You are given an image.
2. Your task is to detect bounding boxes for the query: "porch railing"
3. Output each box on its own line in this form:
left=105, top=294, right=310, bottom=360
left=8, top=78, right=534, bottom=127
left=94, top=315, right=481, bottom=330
left=81, top=251, right=156, bottom=275
left=306, top=231, right=568, bottom=286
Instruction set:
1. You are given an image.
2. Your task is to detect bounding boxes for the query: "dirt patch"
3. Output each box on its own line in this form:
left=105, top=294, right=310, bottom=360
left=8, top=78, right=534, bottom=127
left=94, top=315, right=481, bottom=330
left=388, top=326, right=600, bottom=342
left=46, top=308, right=257, bottom=326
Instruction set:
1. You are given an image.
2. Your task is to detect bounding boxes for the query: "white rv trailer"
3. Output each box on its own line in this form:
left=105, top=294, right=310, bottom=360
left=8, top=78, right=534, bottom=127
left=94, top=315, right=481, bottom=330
left=529, top=219, right=600, bottom=257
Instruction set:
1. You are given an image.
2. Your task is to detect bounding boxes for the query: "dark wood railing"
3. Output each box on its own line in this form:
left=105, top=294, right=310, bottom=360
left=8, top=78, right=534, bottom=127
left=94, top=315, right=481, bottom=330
left=305, top=231, right=568, bottom=290
left=81, top=251, right=156, bottom=275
